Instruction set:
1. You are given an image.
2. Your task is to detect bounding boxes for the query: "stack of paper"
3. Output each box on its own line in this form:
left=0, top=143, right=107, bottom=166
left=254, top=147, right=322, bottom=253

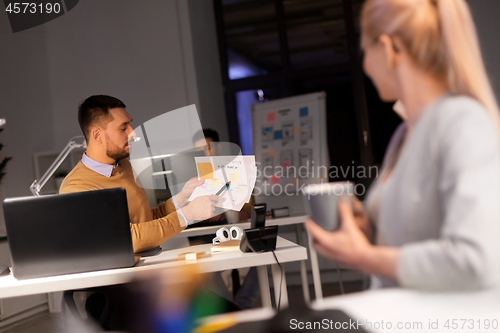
left=188, top=155, right=257, bottom=212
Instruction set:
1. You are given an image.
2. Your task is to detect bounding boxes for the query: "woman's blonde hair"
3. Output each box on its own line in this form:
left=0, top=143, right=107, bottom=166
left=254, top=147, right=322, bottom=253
left=361, top=0, right=500, bottom=130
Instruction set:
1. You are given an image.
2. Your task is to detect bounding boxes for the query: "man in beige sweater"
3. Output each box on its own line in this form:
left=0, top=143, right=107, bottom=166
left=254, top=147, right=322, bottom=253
left=60, top=95, right=218, bottom=253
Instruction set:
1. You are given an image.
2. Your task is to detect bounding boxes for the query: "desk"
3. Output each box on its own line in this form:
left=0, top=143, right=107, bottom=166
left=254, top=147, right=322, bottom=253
left=174, top=216, right=307, bottom=238
left=0, top=237, right=306, bottom=309
left=312, top=288, right=500, bottom=333
left=197, top=287, right=500, bottom=333
left=176, top=215, right=323, bottom=303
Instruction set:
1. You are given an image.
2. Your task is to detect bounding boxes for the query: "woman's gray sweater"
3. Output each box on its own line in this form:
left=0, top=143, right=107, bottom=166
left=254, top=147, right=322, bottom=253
left=366, top=94, right=500, bottom=290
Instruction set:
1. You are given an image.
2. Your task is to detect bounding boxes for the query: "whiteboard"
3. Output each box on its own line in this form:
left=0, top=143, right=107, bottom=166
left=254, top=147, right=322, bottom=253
left=251, top=92, right=329, bottom=215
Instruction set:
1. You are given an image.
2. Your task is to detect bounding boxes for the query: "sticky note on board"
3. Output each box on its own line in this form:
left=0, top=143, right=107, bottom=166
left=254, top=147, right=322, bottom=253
left=274, top=130, right=283, bottom=139
left=197, top=162, right=214, bottom=179
left=300, top=107, right=308, bottom=117
left=267, top=112, right=276, bottom=122
left=269, top=151, right=275, bottom=157
left=229, top=173, right=240, bottom=183
left=209, top=178, right=220, bottom=187
left=294, top=127, right=300, bottom=134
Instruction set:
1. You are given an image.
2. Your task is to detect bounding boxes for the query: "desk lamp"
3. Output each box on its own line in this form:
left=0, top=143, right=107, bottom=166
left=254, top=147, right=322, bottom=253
left=29, top=136, right=140, bottom=196
left=29, top=136, right=87, bottom=196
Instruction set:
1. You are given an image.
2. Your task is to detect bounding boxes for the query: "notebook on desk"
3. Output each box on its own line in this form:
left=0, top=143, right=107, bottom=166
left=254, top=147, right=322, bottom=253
left=3, top=188, right=136, bottom=280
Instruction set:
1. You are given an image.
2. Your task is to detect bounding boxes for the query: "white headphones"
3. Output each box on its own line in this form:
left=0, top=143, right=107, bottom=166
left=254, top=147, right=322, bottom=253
left=229, top=226, right=244, bottom=240
left=212, top=226, right=244, bottom=244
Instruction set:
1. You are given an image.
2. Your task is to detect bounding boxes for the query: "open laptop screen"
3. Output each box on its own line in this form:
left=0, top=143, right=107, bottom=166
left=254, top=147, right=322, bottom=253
left=3, top=188, right=135, bottom=280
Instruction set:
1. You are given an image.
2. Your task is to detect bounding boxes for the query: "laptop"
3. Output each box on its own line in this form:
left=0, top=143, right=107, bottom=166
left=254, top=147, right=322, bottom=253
left=3, top=188, right=136, bottom=280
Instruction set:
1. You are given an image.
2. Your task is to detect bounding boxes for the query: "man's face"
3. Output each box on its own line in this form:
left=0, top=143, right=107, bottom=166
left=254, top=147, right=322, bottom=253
left=102, top=108, right=135, bottom=161
left=195, top=137, right=219, bottom=156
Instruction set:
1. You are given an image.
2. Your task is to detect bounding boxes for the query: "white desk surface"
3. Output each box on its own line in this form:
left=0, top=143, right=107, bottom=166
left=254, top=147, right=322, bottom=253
left=175, top=215, right=307, bottom=238
left=198, top=287, right=500, bottom=332
left=0, top=237, right=306, bottom=300
left=312, top=287, right=500, bottom=333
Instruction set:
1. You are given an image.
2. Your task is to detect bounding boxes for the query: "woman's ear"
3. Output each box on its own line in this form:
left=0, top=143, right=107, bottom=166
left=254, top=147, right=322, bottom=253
left=379, top=34, right=399, bottom=69
left=393, top=100, right=407, bottom=120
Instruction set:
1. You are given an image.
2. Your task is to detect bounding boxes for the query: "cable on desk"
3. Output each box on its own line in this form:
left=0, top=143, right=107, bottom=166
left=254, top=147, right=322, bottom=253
left=271, top=250, right=283, bottom=311
left=335, top=262, right=345, bottom=294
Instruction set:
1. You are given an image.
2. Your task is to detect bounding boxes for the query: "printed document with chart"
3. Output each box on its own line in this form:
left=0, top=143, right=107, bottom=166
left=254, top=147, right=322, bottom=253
left=188, top=155, right=257, bottom=211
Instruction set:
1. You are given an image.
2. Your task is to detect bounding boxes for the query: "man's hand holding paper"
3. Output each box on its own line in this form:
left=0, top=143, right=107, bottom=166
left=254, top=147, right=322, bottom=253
left=188, top=155, right=256, bottom=211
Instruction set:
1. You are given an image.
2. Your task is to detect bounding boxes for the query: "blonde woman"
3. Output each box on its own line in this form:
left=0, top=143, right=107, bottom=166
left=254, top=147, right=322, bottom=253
left=306, top=0, right=500, bottom=290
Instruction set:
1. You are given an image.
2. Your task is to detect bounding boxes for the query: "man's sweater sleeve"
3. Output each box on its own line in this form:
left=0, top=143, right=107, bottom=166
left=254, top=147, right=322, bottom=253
left=129, top=209, right=185, bottom=253
left=151, top=197, right=188, bottom=227
left=151, top=198, right=176, bottom=219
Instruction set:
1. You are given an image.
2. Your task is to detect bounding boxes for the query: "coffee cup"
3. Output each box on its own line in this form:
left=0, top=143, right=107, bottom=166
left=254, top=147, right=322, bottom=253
left=302, top=182, right=354, bottom=231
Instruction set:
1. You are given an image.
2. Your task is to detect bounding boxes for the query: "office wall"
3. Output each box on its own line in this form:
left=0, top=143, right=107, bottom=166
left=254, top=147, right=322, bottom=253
left=468, top=0, right=500, bottom=101
left=0, top=18, right=56, bottom=198
left=187, top=0, right=229, bottom=142
left=43, top=0, right=198, bottom=148
left=0, top=0, right=226, bottom=198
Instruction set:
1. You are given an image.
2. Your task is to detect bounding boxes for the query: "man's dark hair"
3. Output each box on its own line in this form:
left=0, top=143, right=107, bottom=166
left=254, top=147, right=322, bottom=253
left=78, top=95, right=126, bottom=141
left=192, top=128, right=220, bottom=143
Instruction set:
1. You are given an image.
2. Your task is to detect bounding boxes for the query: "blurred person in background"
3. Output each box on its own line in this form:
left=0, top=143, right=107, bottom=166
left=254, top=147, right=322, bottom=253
left=192, top=128, right=252, bottom=226
left=307, top=0, right=500, bottom=290
left=192, top=128, right=259, bottom=309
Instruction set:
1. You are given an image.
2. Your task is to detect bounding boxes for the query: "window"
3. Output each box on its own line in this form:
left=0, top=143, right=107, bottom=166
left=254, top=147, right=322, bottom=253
left=214, top=0, right=400, bottom=188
